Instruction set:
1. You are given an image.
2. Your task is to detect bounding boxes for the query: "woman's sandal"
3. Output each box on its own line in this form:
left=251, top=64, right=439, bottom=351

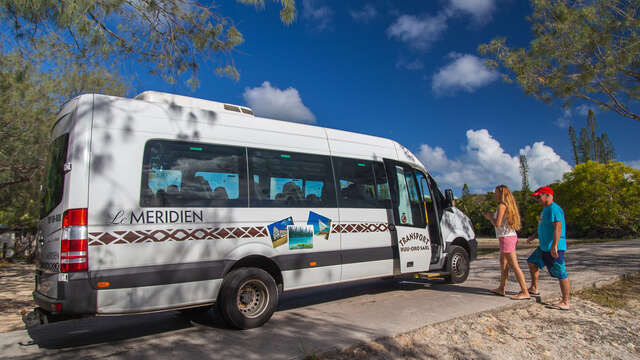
left=527, top=287, right=540, bottom=296
left=489, top=288, right=506, bottom=296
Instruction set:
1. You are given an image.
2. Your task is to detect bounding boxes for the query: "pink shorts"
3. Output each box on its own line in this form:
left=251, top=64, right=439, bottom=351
left=498, top=235, right=518, bottom=253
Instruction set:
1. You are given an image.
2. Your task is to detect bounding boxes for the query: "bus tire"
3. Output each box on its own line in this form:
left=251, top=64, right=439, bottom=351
left=218, top=267, right=278, bottom=329
left=445, top=245, right=470, bottom=284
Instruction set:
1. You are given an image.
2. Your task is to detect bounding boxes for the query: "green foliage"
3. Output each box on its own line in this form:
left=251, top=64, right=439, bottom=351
left=519, top=155, right=530, bottom=193
left=0, top=0, right=297, bottom=85
left=569, top=125, right=579, bottom=165
left=0, top=50, right=127, bottom=230
left=462, top=184, right=471, bottom=197
left=572, top=110, right=616, bottom=164
left=516, top=190, right=541, bottom=237
left=479, top=0, right=640, bottom=122
left=554, top=161, right=640, bottom=238
left=458, top=162, right=639, bottom=239
left=456, top=192, right=496, bottom=237
left=0, top=1, right=297, bottom=230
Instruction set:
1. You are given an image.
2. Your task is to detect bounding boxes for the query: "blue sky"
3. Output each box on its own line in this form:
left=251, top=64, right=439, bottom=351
left=132, top=0, right=640, bottom=195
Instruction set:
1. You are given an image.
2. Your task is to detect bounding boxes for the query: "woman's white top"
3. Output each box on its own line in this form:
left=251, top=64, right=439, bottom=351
left=494, top=209, right=517, bottom=238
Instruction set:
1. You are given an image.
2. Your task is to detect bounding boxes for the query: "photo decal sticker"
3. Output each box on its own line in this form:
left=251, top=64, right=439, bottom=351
left=288, top=225, right=314, bottom=250
left=267, top=217, right=294, bottom=248
left=307, top=211, right=332, bottom=240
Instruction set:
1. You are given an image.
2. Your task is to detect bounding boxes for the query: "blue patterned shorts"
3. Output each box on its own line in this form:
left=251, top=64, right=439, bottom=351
left=527, top=248, right=568, bottom=279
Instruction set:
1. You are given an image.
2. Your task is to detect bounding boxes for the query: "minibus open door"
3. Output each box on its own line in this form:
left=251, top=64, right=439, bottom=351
left=383, top=159, right=432, bottom=274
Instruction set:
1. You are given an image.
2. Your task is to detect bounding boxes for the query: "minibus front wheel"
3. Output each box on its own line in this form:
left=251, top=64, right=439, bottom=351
left=445, top=245, right=470, bottom=284
left=218, top=267, right=279, bottom=329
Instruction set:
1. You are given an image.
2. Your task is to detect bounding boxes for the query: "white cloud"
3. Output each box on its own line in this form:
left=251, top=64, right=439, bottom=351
left=555, top=108, right=573, bottom=128
left=387, top=13, right=448, bottom=51
left=554, top=104, right=599, bottom=128
left=350, top=4, right=377, bottom=23
left=447, top=0, right=496, bottom=23
left=418, top=129, right=572, bottom=193
left=432, top=53, right=499, bottom=94
left=302, top=0, right=333, bottom=31
left=396, top=58, right=424, bottom=71
left=243, top=82, right=316, bottom=124
left=576, top=104, right=597, bottom=117
left=627, top=160, right=640, bottom=170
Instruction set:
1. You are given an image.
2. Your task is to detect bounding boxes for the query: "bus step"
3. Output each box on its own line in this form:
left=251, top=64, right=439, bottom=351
left=414, top=272, right=449, bottom=279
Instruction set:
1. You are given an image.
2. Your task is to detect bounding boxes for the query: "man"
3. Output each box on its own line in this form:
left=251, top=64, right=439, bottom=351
left=526, top=186, right=570, bottom=310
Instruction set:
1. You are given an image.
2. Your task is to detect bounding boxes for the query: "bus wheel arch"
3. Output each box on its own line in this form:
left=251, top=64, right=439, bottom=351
left=225, top=255, right=283, bottom=293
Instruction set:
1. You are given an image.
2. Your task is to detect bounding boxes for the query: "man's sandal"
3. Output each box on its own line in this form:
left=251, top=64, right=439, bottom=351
left=546, top=303, right=571, bottom=311
left=510, top=293, right=531, bottom=300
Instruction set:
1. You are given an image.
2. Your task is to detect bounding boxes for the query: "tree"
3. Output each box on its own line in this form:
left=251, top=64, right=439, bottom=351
left=569, top=125, right=579, bottom=165
left=597, top=133, right=615, bottom=162
left=479, top=0, right=640, bottom=123
left=554, top=162, right=640, bottom=237
left=0, top=1, right=298, bottom=230
left=519, top=154, right=530, bottom=193
left=462, top=184, right=471, bottom=197
left=572, top=109, right=616, bottom=164
left=0, top=51, right=127, bottom=230
left=578, top=127, right=593, bottom=163
left=0, top=0, right=296, bottom=86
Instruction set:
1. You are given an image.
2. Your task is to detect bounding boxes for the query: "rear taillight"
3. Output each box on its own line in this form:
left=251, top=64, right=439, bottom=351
left=61, top=208, right=88, bottom=273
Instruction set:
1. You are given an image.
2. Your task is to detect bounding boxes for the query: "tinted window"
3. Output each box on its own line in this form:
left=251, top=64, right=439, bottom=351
left=248, top=148, right=336, bottom=207
left=390, top=164, right=425, bottom=228
left=140, top=140, right=247, bottom=207
left=41, top=133, right=69, bottom=217
left=334, top=158, right=391, bottom=208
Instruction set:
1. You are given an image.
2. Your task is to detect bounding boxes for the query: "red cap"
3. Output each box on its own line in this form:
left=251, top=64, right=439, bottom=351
left=531, top=186, right=553, bottom=196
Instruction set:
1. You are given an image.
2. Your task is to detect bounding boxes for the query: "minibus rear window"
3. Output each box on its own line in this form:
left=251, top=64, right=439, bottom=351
left=41, top=134, right=69, bottom=217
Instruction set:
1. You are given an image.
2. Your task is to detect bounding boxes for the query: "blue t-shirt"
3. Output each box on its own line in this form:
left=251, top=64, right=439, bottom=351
left=537, top=202, right=566, bottom=251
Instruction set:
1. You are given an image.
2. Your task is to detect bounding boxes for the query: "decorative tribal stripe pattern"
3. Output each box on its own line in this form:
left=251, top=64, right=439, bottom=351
left=38, top=262, right=60, bottom=273
left=88, top=223, right=390, bottom=246
left=331, top=223, right=389, bottom=233
left=89, top=226, right=269, bottom=246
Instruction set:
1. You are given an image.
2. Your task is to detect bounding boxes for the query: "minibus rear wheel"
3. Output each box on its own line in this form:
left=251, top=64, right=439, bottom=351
left=218, top=267, right=279, bottom=329
left=445, top=245, right=470, bottom=284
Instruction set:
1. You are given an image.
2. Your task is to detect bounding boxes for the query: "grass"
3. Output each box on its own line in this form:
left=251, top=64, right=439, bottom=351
left=575, top=273, right=640, bottom=309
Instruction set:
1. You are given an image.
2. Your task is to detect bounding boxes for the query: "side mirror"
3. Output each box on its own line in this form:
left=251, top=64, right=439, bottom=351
left=445, top=189, right=454, bottom=208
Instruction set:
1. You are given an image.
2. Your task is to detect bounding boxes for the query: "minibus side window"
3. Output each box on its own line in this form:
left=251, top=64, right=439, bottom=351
left=391, top=165, right=426, bottom=228
left=333, top=157, right=391, bottom=208
left=41, top=133, right=69, bottom=217
left=248, top=148, right=336, bottom=208
left=140, top=140, right=247, bottom=207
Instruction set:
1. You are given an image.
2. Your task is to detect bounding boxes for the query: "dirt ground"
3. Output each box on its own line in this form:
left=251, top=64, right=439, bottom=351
left=316, top=273, right=640, bottom=360
left=1, top=263, right=639, bottom=360
left=0, top=262, right=35, bottom=333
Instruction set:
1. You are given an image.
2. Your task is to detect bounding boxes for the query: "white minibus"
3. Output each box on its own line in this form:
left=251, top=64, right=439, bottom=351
left=32, top=91, right=477, bottom=329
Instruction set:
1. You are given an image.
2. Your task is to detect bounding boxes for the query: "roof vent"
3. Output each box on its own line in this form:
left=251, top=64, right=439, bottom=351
left=134, top=91, right=253, bottom=116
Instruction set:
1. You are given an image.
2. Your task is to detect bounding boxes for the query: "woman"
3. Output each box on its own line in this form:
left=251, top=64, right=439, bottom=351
left=483, top=185, right=530, bottom=300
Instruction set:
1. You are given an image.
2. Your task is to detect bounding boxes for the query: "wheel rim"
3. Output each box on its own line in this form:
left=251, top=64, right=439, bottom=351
left=451, top=254, right=468, bottom=278
left=236, top=279, right=270, bottom=318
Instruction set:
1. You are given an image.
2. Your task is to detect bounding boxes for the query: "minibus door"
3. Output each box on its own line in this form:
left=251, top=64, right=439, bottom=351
left=384, top=160, right=431, bottom=273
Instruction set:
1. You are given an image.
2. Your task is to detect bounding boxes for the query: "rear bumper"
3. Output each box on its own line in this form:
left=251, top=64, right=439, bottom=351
left=33, top=274, right=97, bottom=316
